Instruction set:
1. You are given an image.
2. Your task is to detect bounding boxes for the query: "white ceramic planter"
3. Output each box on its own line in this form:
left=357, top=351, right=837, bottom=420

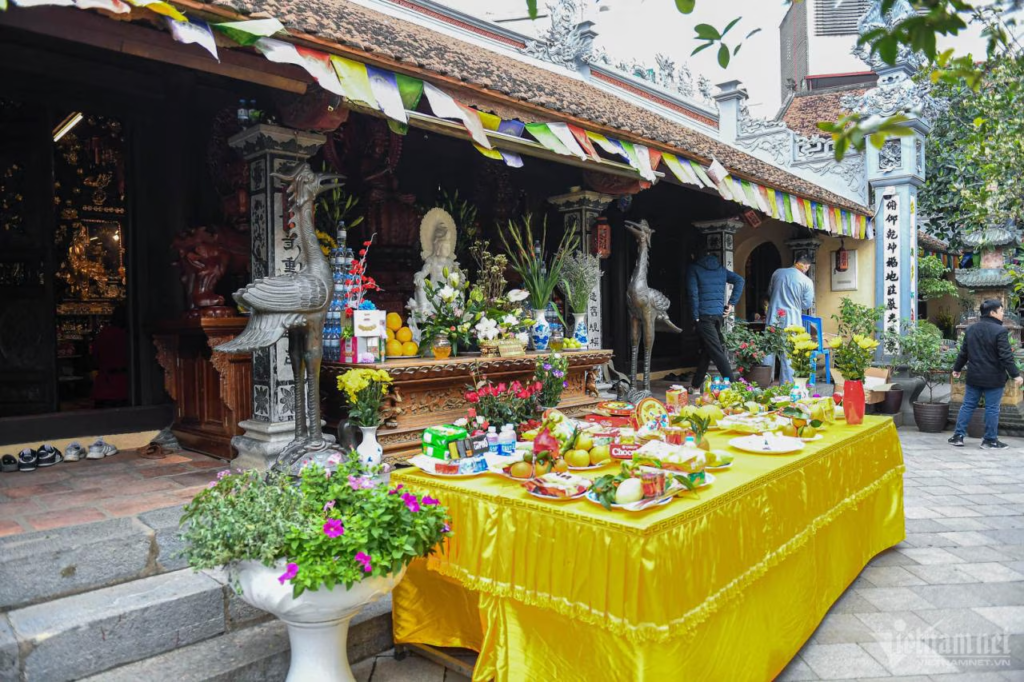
left=233, top=560, right=406, bottom=682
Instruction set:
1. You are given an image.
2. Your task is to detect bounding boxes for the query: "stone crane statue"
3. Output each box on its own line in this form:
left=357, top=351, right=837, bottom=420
left=215, top=164, right=344, bottom=472
left=625, top=220, right=682, bottom=401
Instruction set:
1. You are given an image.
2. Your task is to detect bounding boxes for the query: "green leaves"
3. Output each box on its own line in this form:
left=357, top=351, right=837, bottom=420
left=527, top=0, right=537, bottom=20
left=718, top=44, right=730, bottom=68
left=691, top=14, right=755, bottom=69
left=674, top=0, right=696, bottom=13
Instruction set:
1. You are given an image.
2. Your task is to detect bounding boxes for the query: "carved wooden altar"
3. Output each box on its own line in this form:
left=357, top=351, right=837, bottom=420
left=153, top=317, right=252, bottom=459
left=321, top=350, right=613, bottom=462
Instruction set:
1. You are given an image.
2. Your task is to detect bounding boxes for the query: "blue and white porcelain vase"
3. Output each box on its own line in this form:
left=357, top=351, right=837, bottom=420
left=572, top=312, right=588, bottom=346
left=531, top=308, right=551, bottom=351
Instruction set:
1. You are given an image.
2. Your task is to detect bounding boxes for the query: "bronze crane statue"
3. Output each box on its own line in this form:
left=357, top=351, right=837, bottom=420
left=625, top=220, right=682, bottom=401
left=215, top=163, right=344, bottom=472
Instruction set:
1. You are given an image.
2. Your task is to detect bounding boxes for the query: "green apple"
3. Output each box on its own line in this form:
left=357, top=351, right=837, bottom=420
left=589, top=445, right=611, bottom=464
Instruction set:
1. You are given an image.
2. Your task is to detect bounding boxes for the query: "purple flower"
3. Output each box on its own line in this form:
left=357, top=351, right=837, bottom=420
left=355, top=552, right=373, bottom=573
left=323, top=519, right=345, bottom=538
left=402, top=492, right=421, bottom=513
left=206, top=481, right=217, bottom=489
left=423, top=496, right=440, bottom=506
left=442, top=522, right=451, bottom=534
left=543, top=363, right=552, bottom=371
left=278, top=562, right=298, bottom=584
left=348, top=475, right=376, bottom=491
left=388, top=484, right=404, bottom=495
left=323, top=500, right=336, bottom=512
left=216, top=470, right=230, bottom=479
left=553, top=370, right=564, bottom=379
left=563, top=381, right=568, bottom=388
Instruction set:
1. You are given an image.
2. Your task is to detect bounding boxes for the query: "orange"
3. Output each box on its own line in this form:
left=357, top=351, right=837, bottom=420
left=386, top=328, right=395, bottom=341
left=401, top=341, right=419, bottom=356
left=386, top=312, right=403, bottom=331
left=396, top=327, right=413, bottom=343
left=386, top=339, right=404, bottom=357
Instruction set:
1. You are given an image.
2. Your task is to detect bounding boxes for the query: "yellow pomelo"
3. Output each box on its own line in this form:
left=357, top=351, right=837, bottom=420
left=396, top=327, right=413, bottom=343
left=401, top=341, right=419, bottom=356
left=386, top=339, right=404, bottom=357
left=386, top=312, right=403, bottom=331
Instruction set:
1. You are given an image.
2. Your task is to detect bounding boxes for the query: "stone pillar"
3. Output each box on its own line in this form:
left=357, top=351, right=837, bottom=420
left=548, top=189, right=614, bottom=349
left=712, top=81, right=747, bottom=144
left=228, top=124, right=325, bottom=468
left=694, top=218, right=743, bottom=325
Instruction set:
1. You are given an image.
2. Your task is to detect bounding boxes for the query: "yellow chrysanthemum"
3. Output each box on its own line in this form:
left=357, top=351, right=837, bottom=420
left=828, top=336, right=844, bottom=349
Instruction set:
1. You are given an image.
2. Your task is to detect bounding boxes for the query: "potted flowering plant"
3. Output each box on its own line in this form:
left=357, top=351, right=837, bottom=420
left=724, top=323, right=771, bottom=387
left=828, top=299, right=884, bottom=424
left=337, top=368, right=393, bottom=468
left=783, top=325, right=818, bottom=384
left=465, top=375, right=541, bottom=428
left=180, top=453, right=451, bottom=682
left=419, top=268, right=479, bottom=356
left=534, top=353, right=570, bottom=409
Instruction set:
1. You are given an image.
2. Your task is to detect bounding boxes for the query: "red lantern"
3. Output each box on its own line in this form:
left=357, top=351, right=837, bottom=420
left=835, top=239, right=849, bottom=273
left=592, top=216, right=611, bottom=259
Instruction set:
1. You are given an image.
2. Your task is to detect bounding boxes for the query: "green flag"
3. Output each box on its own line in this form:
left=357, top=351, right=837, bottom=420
left=212, top=18, right=284, bottom=47
left=525, top=123, right=571, bottom=156
left=387, top=74, right=424, bottom=135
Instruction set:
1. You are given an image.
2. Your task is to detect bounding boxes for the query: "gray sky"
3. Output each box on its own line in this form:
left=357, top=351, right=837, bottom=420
left=437, top=0, right=1008, bottom=115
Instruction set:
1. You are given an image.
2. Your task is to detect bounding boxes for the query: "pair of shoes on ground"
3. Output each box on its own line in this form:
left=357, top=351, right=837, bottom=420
left=65, top=438, right=118, bottom=461
left=948, top=434, right=1010, bottom=449
left=1, top=439, right=119, bottom=472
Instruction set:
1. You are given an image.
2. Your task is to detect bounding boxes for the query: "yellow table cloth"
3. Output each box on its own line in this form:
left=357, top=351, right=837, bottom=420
left=392, top=415, right=905, bottom=682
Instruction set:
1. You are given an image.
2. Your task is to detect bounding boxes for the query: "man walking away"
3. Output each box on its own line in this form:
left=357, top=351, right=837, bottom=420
left=949, top=299, right=1022, bottom=449
left=687, top=248, right=744, bottom=389
left=766, top=253, right=815, bottom=383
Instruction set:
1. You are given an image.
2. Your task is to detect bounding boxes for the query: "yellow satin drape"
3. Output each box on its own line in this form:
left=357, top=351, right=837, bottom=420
left=393, top=416, right=905, bottom=682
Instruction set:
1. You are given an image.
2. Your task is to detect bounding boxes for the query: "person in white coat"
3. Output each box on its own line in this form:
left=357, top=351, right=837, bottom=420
left=766, top=253, right=815, bottom=383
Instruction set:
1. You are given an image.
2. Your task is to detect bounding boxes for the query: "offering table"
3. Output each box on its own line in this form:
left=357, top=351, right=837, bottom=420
left=321, top=350, right=613, bottom=462
left=391, top=416, right=905, bottom=682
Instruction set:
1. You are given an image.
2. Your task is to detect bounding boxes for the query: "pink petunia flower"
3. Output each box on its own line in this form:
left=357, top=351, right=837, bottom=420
left=402, top=492, right=421, bottom=513
left=216, top=470, right=230, bottom=479
left=207, top=481, right=217, bottom=489
left=442, top=522, right=451, bottom=534
left=422, top=496, right=440, bottom=506
left=388, top=484, right=404, bottom=495
left=348, top=475, right=376, bottom=491
left=278, top=562, right=299, bottom=584
left=326, top=453, right=342, bottom=466
left=355, top=552, right=372, bottom=573
left=323, top=519, right=345, bottom=538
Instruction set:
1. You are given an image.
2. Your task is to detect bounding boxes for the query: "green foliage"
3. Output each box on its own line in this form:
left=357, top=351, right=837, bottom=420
left=180, top=455, right=452, bottom=599
left=559, top=250, right=603, bottom=314
left=691, top=17, right=760, bottom=68
left=499, top=214, right=579, bottom=311
left=317, top=187, right=364, bottom=233
left=337, top=368, right=393, bottom=427
left=534, top=353, right=569, bottom=406
left=439, top=188, right=479, bottom=266
left=419, top=269, right=480, bottom=350
left=723, top=323, right=770, bottom=375
left=918, top=254, right=959, bottom=300
left=920, top=55, right=1024, bottom=246
left=832, top=298, right=885, bottom=338
left=179, top=470, right=304, bottom=571
left=884, top=320, right=953, bottom=403
left=1007, top=262, right=1024, bottom=310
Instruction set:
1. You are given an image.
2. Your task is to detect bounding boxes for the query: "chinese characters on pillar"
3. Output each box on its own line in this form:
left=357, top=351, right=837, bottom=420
left=881, top=188, right=901, bottom=348
left=909, top=197, right=918, bottom=321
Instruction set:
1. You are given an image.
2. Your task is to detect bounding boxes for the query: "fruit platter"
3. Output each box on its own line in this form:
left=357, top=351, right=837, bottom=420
left=522, top=472, right=592, bottom=500
left=408, top=454, right=491, bottom=477
left=586, top=462, right=695, bottom=512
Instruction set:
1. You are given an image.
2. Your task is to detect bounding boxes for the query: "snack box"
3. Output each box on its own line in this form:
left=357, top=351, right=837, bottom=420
left=422, top=425, right=469, bottom=460
left=610, top=443, right=639, bottom=460
left=523, top=472, right=591, bottom=498
left=353, top=310, right=387, bottom=338
left=666, top=386, right=688, bottom=413
left=583, top=414, right=633, bottom=428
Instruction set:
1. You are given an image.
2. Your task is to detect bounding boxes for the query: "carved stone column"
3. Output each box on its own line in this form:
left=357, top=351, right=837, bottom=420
left=548, top=189, right=614, bottom=349
left=228, top=124, right=325, bottom=468
left=785, top=236, right=823, bottom=316
left=694, top=218, right=743, bottom=327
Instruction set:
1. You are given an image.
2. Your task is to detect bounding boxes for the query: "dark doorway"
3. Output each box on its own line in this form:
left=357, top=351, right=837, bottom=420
left=745, top=242, right=782, bottom=322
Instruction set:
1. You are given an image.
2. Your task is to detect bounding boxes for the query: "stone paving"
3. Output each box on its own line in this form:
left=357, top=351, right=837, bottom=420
left=352, top=426, right=1024, bottom=681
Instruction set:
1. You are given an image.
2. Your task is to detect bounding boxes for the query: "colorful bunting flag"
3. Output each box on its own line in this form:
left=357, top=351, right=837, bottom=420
left=661, top=153, right=701, bottom=188
left=585, top=131, right=630, bottom=163
left=707, top=160, right=734, bottom=202
left=568, top=125, right=599, bottom=161
left=366, top=66, right=407, bottom=123
left=635, top=144, right=656, bottom=182
left=526, top=123, right=572, bottom=156
left=386, top=73, right=424, bottom=135
left=689, top=160, right=716, bottom=189
left=254, top=39, right=344, bottom=97
left=766, top=188, right=779, bottom=219
left=646, top=147, right=662, bottom=174
left=211, top=18, right=284, bottom=46
left=545, top=123, right=588, bottom=161
left=75, top=0, right=130, bottom=12
left=422, top=83, right=490, bottom=148
left=166, top=17, right=218, bottom=61
left=330, top=55, right=377, bottom=109
left=473, top=112, right=524, bottom=167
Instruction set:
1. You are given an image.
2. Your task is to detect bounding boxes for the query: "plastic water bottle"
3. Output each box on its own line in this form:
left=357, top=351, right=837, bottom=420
left=486, top=426, right=499, bottom=454
left=723, top=377, right=731, bottom=392
left=789, top=385, right=802, bottom=403
left=713, top=376, right=723, bottom=397
left=498, top=425, right=515, bottom=456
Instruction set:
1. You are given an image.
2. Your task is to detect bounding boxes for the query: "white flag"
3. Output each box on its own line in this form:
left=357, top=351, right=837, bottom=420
left=423, top=83, right=491, bottom=149
left=547, top=123, right=588, bottom=161
left=254, top=38, right=345, bottom=98
left=635, top=144, right=656, bottom=182
left=707, top=159, right=735, bottom=201
left=75, top=0, right=130, bottom=12
left=366, top=66, right=407, bottom=124
left=165, top=17, right=219, bottom=61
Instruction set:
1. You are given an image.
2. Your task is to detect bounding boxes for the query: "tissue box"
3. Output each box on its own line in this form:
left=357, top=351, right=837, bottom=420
left=422, top=425, right=469, bottom=460
left=353, top=310, right=387, bottom=338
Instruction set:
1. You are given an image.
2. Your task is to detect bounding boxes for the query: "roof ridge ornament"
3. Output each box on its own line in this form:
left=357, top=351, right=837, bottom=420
left=852, top=0, right=924, bottom=72
left=522, top=0, right=597, bottom=71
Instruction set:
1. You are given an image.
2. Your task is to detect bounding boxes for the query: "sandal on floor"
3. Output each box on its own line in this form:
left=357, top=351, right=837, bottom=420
left=18, top=448, right=37, bottom=472
left=36, top=444, right=62, bottom=467
left=64, top=441, right=84, bottom=462
left=1, top=455, right=16, bottom=473
left=141, top=443, right=166, bottom=460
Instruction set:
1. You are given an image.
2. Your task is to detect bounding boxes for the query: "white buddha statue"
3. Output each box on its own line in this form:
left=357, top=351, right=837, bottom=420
left=407, top=208, right=461, bottom=337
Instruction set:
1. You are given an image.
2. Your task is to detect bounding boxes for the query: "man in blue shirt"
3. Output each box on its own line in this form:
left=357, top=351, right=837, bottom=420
left=687, top=249, right=744, bottom=389
left=766, top=254, right=815, bottom=383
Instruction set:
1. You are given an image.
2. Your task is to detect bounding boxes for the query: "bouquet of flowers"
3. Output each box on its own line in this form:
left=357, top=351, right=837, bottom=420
left=181, top=452, right=451, bottom=598
left=783, top=325, right=818, bottom=378
left=337, top=368, right=393, bottom=427
left=419, top=268, right=480, bottom=350
left=465, top=376, right=541, bottom=427
left=724, top=323, right=768, bottom=376
left=534, top=353, right=569, bottom=407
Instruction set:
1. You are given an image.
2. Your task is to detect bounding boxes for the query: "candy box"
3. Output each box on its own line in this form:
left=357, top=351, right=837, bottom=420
left=666, top=386, right=688, bottom=413
left=610, top=443, right=639, bottom=460
left=422, top=425, right=469, bottom=460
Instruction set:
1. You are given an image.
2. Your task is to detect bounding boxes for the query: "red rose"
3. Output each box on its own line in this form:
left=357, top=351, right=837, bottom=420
left=777, top=310, right=786, bottom=317
left=740, top=343, right=747, bottom=349
left=466, top=392, right=479, bottom=403
left=497, top=383, right=507, bottom=393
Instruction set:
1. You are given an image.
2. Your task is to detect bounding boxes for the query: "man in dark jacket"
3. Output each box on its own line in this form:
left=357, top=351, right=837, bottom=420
left=949, top=299, right=1023, bottom=449
left=687, top=250, right=744, bottom=389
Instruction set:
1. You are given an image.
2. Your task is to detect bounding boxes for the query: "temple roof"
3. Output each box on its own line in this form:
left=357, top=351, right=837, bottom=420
left=918, top=230, right=956, bottom=254
left=960, top=225, right=1021, bottom=249
left=954, top=268, right=1014, bottom=288
left=777, top=85, right=870, bottom=138
left=199, top=0, right=869, bottom=214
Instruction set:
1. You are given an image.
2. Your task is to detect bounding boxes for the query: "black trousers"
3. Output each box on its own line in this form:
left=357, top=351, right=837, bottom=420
left=691, top=315, right=734, bottom=389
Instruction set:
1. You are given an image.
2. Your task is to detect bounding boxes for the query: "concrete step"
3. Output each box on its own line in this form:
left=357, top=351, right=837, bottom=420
left=81, top=594, right=395, bottom=682
left=0, top=506, right=188, bottom=611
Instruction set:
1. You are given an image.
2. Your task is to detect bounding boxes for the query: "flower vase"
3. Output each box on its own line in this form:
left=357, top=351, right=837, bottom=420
left=355, top=426, right=382, bottom=469
left=572, top=312, right=588, bottom=346
left=233, top=561, right=405, bottom=682
left=843, top=380, right=866, bottom=425
left=793, top=377, right=810, bottom=400
left=531, top=308, right=551, bottom=351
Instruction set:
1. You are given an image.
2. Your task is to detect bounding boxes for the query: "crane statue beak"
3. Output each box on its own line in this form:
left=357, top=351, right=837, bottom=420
left=625, top=222, right=641, bottom=238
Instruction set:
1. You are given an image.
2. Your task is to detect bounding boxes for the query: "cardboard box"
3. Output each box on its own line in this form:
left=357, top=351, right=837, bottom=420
left=831, top=366, right=893, bottom=404
left=353, top=310, right=387, bottom=338
left=422, top=425, right=469, bottom=460
left=340, top=337, right=385, bottom=364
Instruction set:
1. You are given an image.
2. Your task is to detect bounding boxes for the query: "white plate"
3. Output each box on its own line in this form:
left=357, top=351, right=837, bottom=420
left=584, top=490, right=674, bottom=511
left=408, top=455, right=490, bottom=478
left=800, top=434, right=824, bottom=442
left=729, top=435, right=805, bottom=454
left=526, top=486, right=590, bottom=501
left=567, top=460, right=613, bottom=471
left=706, top=462, right=732, bottom=471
